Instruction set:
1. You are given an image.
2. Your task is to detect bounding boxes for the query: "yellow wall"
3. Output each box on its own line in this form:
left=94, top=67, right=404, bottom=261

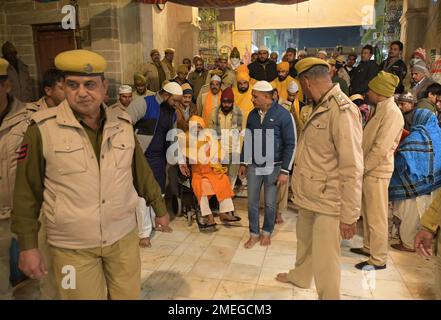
left=235, top=0, right=375, bottom=30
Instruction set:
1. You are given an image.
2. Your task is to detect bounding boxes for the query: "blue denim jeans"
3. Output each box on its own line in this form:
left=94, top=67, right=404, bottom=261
left=247, top=164, right=281, bottom=237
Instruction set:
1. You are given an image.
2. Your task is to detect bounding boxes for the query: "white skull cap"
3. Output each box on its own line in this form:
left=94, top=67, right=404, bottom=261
left=119, top=85, right=132, bottom=94
left=288, top=81, right=299, bottom=94
left=163, top=82, right=183, bottom=95
left=253, top=81, right=274, bottom=92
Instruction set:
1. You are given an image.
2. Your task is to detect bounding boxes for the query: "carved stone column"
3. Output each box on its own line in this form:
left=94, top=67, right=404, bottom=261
left=400, top=0, right=429, bottom=61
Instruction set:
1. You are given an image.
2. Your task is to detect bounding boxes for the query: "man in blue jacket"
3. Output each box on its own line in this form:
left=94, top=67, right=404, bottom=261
left=239, top=81, right=296, bottom=248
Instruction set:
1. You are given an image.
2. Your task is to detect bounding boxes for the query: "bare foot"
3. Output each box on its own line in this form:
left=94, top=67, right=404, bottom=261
left=260, top=235, right=271, bottom=246
left=139, top=238, right=152, bottom=248
left=275, top=213, right=284, bottom=224
left=275, top=273, right=291, bottom=283
left=156, top=225, right=173, bottom=233
left=244, top=236, right=260, bottom=249
left=276, top=272, right=309, bottom=289
left=206, top=214, right=215, bottom=225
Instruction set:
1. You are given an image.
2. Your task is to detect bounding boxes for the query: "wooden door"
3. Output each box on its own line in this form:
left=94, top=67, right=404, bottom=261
left=33, top=24, right=76, bottom=83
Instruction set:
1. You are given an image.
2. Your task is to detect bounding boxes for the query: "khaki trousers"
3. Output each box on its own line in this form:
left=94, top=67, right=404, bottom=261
left=286, top=209, right=341, bottom=300
left=362, top=175, right=390, bottom=266
left=0, top=219, right=12, bottom=300
left=227, top=163, right=240, bottom=190
left=435, top=233, right=441, bottom=300
left=50, top=229, right=140, bottom=300
left=277, top=175, right=289, bottom=214
left=38, top=216, right=59, bottom=300
left=392, top=195, right=432, bottom=250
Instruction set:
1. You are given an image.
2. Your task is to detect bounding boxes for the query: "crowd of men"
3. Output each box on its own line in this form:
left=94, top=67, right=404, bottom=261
left=1, top=38, right=441, bottom=301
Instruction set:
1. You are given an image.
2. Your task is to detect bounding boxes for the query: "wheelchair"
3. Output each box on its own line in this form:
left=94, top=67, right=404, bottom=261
left=171, top=170, right=219, bottom=233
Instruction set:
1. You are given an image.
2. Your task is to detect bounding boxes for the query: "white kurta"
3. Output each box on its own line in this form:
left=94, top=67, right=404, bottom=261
left=392, top=194, right=434, bottom=249
left=136, top=197, right=156, bottom=239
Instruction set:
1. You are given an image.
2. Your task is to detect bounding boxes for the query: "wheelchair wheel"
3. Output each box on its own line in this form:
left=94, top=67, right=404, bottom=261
left=172, top=196, right=183, bottom=217
left=187, top=210, right=193, bottom=226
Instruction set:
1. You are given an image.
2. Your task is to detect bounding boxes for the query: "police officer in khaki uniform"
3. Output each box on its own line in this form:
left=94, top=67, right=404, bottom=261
left=11, top=49, right=171, bottom=300
left=141, top=50, right=171, bottom=93
left=276, top=58, right=364, bottom=300
left=415, top=192, right=441, bottom=299
left=0, top=58, right=39, bottom=299
left=26, top=68, right=66, bottom=300
left=162, top=48, right=176, bottom=79
left=351, top=71, right=404, bottom=270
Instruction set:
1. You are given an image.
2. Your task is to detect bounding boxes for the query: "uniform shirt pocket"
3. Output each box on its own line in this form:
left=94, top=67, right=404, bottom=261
left=110, top=138, right=134, bottom=169
left=305, top=118, right=329, bottom=147
left=310, top=118, right=328, bottom=130
left=299, top=168, right=327, bottom=199
left=53, top=143, right=87, bottom=175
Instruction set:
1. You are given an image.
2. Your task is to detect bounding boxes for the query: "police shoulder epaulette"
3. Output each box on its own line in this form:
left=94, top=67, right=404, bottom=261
left=25, top=101, right=41, bottom=113
left=112, top=106, right=132, bottom=124
left=108, top=102, right=125, bottom=111
left=31, top=107, right=58, bottom=123
left=331, top=92, right=351, bottom=110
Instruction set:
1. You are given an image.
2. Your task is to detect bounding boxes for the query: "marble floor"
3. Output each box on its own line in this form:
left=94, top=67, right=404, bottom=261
left=140, top=197, right=437, bottom=300
left=12, top=197, right=437, bottom=300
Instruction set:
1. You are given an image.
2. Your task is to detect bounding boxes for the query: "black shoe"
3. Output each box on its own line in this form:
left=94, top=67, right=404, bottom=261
left=198, top=221, right=217, bottom=229
left=355, top=261, right=386, bottom=270
left=199, top=225, right=218, bottom=233
left=391, top=243, right=416, bottom=253
left=350, top=247, right=370, bottom=257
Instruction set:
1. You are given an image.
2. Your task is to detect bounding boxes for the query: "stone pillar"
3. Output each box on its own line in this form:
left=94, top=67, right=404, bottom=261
left=117, top=0, right=142, bottom=85
left=89, top=1, right=122, bottom=102
left=139, top=3, right=198, bottom=75
left=0, top=2, right=6, bottom=46
left=422, top=0, right=441, bottom=59
left=400, top=0, right=429, bottom=61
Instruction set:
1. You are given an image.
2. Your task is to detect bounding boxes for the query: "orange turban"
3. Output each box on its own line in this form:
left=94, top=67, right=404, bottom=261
left=236, top=72, right=250, bottom=82
left=277, top=61, right=290, bottom=72
left=236, top=64, right=249, bottom=74
left=189, top=115, right=206, bottom=129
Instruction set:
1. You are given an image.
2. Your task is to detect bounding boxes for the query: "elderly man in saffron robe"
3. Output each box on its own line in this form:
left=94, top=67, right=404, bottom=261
left=178, top=116, right=240, bottom=226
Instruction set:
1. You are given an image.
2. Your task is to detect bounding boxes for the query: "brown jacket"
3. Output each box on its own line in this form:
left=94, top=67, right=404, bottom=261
left=142, top=61, right=172, bottom=92
left=362, top=96, right=404, bottom=178
left=291, top=84, right=364, bottom=225
left=175, top=101, right=197, bottom=132
left=0, top=96, right=39, bottom=219
left=188, top=70, right=209, bottom=101
left=7, top=59, right=33, bottom=102
left=32, top=101, right=139, bottom=249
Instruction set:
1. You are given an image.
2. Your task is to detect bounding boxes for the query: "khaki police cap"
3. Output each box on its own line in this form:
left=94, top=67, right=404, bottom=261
left=327, top=58, right=337, bottom=66
left=336, top=55, right=346, bottom=64
left=295, top=57, right=330, bottom=76
left=55, top=49, right=107, bottom=75
left=150, top=49, right=160, bottom=56
left=218, top=53, right=229, bottom=61
left=0, top=58, right=9, bottom=77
